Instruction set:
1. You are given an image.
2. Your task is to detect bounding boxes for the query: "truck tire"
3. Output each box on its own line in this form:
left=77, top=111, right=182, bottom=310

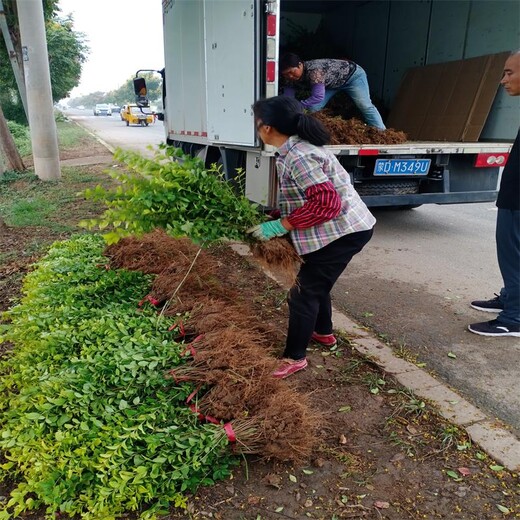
left=355, top=180, right=420, bottom=196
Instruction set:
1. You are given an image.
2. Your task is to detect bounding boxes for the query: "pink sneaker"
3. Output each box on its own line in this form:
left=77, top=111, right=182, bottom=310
left=311, top=331, right=337, bottom=347
left=272, top=358, right=308, bottom=379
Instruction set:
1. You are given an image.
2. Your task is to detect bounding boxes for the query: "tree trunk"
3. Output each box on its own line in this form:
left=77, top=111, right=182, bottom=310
left=0, top=103, right=25, bottom=171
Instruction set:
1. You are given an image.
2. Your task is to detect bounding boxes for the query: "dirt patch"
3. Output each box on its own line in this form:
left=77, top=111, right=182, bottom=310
left=0, top=225, right=56, bottom=313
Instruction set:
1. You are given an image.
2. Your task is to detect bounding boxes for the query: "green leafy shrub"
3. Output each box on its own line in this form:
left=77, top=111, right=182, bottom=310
left=6, top=120, right=31, bottom=156
left=0, top=234, right=236, bottom=519
left=80, top=146, right=263, bottom=244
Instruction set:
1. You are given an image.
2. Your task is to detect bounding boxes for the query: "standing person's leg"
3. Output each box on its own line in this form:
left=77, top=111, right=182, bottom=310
left=469, top=209, right=520, bottom=336
left=341, top=66, right=386, bottom=129
left=496, top=209, right=520, bottom=325
left=277, top=229, right=373, bottom=376
left=314, top=293, right=333, bottom=335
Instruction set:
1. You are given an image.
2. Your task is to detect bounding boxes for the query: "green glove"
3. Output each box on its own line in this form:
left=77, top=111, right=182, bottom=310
left=247, top=219, right=289, bottom=241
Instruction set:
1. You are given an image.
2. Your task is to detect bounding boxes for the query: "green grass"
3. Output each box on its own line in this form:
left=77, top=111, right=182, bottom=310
left=6, top=198, right=57, bottom=226
left=1, top=118, right=96, bottom=164
left=0, top=166, right=114, bottom=229
left=56, top=120, right=91, bottom=148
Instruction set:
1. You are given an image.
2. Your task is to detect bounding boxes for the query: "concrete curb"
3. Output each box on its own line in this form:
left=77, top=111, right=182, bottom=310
left=229, top=242, right=520, bottom=472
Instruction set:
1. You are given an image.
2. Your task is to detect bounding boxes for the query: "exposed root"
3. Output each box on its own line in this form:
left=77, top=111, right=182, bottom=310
left=250, top=237, right=301, bottom=287
left=105, top=230, right=320, bottom=462
left=312, top=112, right=408, bottom=146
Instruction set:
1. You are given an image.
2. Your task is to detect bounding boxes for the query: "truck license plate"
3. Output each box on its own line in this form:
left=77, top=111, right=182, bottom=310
left=374, top=159, right=431, bottom=175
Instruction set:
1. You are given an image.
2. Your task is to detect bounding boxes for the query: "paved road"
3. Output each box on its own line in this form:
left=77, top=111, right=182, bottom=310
left=335, top=204, right=520, bottom=437
left=66, top=108, right=165, bottom=157
left=67, top=109, right=520, bottom=437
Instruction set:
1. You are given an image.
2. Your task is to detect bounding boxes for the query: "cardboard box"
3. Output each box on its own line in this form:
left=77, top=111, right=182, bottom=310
left=387, top=52, right=510, bottom=142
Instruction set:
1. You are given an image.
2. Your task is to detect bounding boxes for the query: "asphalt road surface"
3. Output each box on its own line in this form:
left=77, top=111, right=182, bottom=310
left=67, top=109, right=520, bottom=437
left=66, top=108, right=165, bottom=157
left=334, top=204, right=519, bottom=438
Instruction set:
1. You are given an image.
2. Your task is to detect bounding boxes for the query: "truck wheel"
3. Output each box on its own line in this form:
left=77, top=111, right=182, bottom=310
left=355, top=180, right=420, bottom=196
left=126, top=120, right=129, bottom=126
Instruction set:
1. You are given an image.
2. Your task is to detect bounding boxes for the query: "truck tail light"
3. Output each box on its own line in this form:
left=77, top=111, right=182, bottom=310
left=475, top=153, right=509, bottom=167
left=266, top=61, right=276, bottom=82
left=267, top=14, right=276, bottom=36
left=358, top=149, right=380, bottom=156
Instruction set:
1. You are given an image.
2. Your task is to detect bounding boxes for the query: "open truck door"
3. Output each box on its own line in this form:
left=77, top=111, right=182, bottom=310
left=163, top=0, right=262, bottom=148
left=203, top=0, right=260, bottom=146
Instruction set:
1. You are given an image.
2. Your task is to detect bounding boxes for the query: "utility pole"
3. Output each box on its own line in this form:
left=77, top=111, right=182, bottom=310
left=17, top=0, right=60, bottom=180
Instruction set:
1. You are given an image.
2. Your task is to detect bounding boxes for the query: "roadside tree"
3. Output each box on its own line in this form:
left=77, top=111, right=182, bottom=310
left=0, top=0, right=88, bottom=124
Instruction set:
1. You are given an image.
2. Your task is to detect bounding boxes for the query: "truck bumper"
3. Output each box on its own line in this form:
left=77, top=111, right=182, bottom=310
left=362, top=190, right=498, bottom=207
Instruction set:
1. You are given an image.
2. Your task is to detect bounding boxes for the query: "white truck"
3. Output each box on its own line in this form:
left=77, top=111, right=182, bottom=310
left=154, top=0, right=517, bottom=208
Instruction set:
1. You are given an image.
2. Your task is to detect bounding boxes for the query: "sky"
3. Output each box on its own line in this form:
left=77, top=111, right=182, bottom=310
left=58, top=0, right=165, bottom=99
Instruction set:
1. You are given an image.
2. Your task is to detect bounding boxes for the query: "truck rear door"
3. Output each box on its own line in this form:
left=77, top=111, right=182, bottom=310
left=204, top=0, right=260, bottom=146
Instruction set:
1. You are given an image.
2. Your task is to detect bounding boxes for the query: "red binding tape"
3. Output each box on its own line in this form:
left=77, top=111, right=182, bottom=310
left=138, top=295, right=161, bottom=307
left=181, top=344, right=197, bottom=358
left=223, top=422, right=236, bottom=442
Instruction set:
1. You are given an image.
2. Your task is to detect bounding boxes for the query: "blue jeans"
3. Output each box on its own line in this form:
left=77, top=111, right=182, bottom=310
left=307, top=66, right=386, bottom=130
left=496, top=208, right=520, bottom=325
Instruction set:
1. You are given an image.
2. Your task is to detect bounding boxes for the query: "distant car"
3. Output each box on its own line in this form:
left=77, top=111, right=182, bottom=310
left=77, top=105, right=85, bottom=110
left=121, top=104, right=154, bottom=126
left=94, top=104, right=112, bottom=116
left=110, top=104, right=121, bottom=114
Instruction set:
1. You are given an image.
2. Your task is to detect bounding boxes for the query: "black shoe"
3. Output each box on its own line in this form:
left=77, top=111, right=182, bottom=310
left=468, top=319, right=520, bottom=337
left=470, top=294, right=503, bottom=313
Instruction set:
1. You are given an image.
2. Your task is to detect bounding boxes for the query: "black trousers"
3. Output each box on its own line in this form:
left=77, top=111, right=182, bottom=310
left=284, top=229, right=373, bottom=360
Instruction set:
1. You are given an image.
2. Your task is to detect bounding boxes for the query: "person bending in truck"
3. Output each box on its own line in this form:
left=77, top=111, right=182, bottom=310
left=468, top=50, right=520, bottom=338
left=280, top=53, right=386, bottom=130
left=247, top=95, right=376, bottom=378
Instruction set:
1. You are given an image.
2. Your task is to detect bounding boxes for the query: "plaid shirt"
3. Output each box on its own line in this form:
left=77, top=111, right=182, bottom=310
left=276, top=136, right=376, bottom=255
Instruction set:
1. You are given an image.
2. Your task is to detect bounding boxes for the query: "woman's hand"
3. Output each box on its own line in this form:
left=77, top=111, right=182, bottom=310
left=247, top=218, right=291, bottom=241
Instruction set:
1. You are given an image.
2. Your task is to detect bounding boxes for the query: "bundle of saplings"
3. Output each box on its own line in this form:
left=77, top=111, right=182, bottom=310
left=312, top=111, right=408, bottom=146
left=106, top=230, right=321, bottom=462
left=80, top=146, right=300, bottom=278
left=0, top=235, right=242, bottom=520
left=0, top=232, right=319, bottom=519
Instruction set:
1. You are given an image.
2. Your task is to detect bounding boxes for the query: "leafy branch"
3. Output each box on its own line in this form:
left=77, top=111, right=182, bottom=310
left=80, top=146, right=263, bottom=244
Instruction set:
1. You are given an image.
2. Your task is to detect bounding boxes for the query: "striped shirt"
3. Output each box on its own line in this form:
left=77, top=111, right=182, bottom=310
left=276, top=136, right=376, bottom=255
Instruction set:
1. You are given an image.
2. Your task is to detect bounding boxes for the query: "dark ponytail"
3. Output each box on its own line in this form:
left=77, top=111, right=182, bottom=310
left=253, top=96, right=330, bottom=146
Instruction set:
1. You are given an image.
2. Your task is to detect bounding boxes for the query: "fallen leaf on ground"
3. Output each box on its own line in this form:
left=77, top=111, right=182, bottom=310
left=458, top=467, right=471, bottom=476
left=390, top=453, right=405, bottom=463
left=374, top=501, right=390, bottom=509
left=262, top=473, right=282, bottom=489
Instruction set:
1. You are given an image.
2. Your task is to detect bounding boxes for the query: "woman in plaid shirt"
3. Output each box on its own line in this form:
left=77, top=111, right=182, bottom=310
left=248, top=96, right=376, bottom=378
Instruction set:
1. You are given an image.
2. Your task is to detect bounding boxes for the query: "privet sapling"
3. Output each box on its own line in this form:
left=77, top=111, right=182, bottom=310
left=0, top=235, right=238, bottom=520
left=80, top=146, right=264, bottom=244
